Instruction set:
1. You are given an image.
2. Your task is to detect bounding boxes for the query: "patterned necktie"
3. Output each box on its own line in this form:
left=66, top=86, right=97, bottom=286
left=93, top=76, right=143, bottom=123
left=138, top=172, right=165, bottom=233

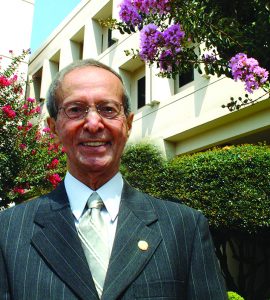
left=77, top=192, right=110, bottom=298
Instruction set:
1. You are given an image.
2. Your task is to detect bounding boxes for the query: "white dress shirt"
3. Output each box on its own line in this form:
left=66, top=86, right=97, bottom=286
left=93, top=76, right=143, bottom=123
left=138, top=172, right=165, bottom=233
left=64, top=172, right=123, bottom=251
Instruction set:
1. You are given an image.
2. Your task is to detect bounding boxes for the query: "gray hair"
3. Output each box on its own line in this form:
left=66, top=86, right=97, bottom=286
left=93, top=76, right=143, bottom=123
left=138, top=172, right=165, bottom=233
left=46, top=59, right=131, bottom=119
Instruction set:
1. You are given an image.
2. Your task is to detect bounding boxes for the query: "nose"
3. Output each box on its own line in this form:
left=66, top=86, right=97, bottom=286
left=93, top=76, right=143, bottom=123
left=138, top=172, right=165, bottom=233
left=83, top=110, right=104, bottom=133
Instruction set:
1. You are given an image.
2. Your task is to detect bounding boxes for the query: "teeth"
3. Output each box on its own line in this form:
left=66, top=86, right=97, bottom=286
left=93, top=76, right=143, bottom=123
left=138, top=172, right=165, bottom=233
left=83, top=142, right=106, bottom=147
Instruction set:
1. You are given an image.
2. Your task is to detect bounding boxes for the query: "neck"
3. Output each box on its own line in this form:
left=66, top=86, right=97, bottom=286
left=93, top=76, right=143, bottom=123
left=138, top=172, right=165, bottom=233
left=68, top=170, right=118, bottom=190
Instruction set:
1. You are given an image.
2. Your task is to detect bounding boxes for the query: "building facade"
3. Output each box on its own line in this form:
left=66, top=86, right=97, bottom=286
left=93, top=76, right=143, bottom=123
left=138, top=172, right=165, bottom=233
left=0, top=0, right=34, bottom=75
left=28, top=0, right=270, bottom=158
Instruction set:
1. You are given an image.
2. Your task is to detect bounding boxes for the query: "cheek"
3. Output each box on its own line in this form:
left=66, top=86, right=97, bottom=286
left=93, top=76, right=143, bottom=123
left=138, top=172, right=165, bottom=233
left=55, top=123, right=74, bottom=146
left=112, top=125, right=129, bottom=145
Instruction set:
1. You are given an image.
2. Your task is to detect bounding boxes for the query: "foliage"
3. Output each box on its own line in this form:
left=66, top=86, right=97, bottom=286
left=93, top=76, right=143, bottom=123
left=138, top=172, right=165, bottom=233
left=120, top=142, right=166, bottom=198
left=102, top=0, right=270, bottom=109
left=121, top=142, right=270, bottom=234
left=0, top=50, right=66, bottom=208
left=228, top=291, right=245, bottom=300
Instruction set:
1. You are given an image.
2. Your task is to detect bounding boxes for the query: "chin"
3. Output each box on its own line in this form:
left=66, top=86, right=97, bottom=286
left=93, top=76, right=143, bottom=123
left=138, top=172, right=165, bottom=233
left=80, top=158, right=114, bottom=172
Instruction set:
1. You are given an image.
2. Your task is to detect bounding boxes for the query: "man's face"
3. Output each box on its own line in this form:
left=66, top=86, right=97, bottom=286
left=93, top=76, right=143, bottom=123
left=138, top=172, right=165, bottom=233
left=47, top=66, right=133, bottom=186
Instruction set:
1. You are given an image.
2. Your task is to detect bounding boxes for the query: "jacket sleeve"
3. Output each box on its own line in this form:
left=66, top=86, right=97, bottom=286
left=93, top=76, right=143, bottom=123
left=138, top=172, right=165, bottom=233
left=0, top=245, right=11, bottom=300
left=187, top=213, right=228, bottom=299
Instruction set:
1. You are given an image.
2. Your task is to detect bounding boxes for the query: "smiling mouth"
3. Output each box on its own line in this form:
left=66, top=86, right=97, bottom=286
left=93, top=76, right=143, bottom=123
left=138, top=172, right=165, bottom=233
left=82, top=141, right=109, bottom=147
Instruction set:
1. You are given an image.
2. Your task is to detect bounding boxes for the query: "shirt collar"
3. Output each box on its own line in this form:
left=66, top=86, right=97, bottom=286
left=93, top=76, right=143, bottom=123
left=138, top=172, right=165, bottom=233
left=64, top=171, right=123, bottom=222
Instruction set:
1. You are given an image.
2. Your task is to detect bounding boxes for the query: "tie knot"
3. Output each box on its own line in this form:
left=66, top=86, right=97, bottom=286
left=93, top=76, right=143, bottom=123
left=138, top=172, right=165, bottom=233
left=87, top=192, right=104, bottom=209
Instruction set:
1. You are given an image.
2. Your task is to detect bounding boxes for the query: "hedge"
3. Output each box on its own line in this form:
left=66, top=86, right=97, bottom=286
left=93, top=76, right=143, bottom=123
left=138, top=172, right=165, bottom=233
left=228, top=291, right=245, bottom=300
left=121, top=143, right=270, bottom=234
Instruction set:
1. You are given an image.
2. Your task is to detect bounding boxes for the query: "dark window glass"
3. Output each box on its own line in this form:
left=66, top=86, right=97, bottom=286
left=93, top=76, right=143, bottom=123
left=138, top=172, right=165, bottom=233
left=137, top=76, right=146, bottom=109
left=178, top=67, right=194, bottom=87
left=108, top=29, right=116, bottom=47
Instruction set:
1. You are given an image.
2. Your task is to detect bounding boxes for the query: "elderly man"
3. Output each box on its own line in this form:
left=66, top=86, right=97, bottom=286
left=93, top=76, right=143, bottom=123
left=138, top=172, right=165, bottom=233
left=0, top=59, right=227, bottom=299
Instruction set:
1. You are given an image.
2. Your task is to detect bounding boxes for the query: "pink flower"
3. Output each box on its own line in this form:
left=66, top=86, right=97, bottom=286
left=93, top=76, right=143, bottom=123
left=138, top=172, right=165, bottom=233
left=10, top=74, right=18, bottom=84
left=35, top=106, right=41, bottom=114
left=29, top=109, right=36, bottom=115
left=0, top=75, right=11, bottom=87
left=48, top=173, right=62, bottom=187
left=42, top=127, right=51, bottom=133
left=48, top=143, right=59, bottom=153
left=19, top=143, right=27, bottom=150
left=13, top=187, right=25, bottom=194
left=1, top=105, right=16, bottom=119
left=27, top=97, right=35, bottom=103
left=35, top=131, right=41, bottom=140
left=31, top=149, right=37, bottom=155
left=47, top=158, right=59, bottom=169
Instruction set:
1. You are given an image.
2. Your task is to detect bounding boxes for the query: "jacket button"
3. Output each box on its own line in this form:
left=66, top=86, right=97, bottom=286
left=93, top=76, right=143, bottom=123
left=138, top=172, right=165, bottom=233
left=138, top=240, right=149, bottom=251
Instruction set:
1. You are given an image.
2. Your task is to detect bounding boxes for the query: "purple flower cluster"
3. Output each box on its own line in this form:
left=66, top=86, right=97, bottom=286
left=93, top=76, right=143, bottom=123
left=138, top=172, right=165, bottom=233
left=163, top=24, right=184, bottom=52
left=229, top=53, right=269, bottom=93
left=139, top=23, right=184, bottom=71
left=201, top=52, right=217, bottom=63
left=139, top=24, right=163, bottom=60
left=119, top=0, right=142, bottom=26
left=133, top=0, right=171, bottom=15
left=119, top=0, right=171, bottom=26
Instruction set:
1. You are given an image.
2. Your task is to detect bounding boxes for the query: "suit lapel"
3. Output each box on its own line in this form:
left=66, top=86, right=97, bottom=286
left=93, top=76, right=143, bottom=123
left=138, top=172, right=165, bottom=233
left=31, top=182, right=99, bottom=300
left=102, top=183, right=162, bottom=300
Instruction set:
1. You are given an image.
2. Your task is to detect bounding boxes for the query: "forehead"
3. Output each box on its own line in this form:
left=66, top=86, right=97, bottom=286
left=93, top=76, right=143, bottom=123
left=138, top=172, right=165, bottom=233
left=62, top=66, right=122, bottom=87
left=57, top=66, right=124, bottom=105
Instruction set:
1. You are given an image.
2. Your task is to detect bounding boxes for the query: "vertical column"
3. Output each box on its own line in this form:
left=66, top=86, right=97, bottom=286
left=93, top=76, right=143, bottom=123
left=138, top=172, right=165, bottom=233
left=59, top=40, right=73, bottom=70
left=40, top=59, right=50, bottom=100
left=150, top=65, right=174, bottom=103
left=40, top=59, right=59, bottom=100
left=83, top=20, right=102, bottom=58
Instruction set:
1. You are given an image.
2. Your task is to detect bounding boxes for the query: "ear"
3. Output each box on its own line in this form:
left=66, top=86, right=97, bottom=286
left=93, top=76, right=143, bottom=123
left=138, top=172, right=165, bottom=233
left=126, top=113, right=134, bottom=138
left=47, top=117, right=61, bottom=144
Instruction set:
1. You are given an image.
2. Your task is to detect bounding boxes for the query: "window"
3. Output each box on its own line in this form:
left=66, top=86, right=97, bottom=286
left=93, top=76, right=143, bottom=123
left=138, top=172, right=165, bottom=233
left=31, top=68, right=42, bottom=102
left=70, top=27, right=84, bottom=61
left=107, top=28, right=116, bottom=48
left=92, top=0, right=117, bottom=53
left=137, top=76, right=146, bottom=109
left=174, top=65, right=194, bottom=94
left=178, top=67, right=194, bottom=88
left=49, top=51, right=60, bottom=76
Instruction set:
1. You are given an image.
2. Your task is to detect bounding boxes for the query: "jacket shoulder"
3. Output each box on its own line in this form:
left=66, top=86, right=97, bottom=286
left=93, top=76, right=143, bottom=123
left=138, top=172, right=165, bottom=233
left=0, top=195, right=43, bottom=218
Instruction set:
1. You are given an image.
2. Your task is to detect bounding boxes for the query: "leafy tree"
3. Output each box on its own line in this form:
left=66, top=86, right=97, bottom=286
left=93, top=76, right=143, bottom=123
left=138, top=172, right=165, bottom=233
left=0, top=50, right=66, bottom=208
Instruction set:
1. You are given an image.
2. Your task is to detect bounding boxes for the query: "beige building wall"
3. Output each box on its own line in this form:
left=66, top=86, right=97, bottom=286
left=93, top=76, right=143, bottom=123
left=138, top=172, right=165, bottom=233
left=0, top=0, right=34, bottom=75
left=28, top=0, right=270, bottom=157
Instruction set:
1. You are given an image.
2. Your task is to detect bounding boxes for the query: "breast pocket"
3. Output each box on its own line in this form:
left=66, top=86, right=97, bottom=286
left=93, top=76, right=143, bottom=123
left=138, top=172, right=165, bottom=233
left=133, top=280, right=185, bottom=299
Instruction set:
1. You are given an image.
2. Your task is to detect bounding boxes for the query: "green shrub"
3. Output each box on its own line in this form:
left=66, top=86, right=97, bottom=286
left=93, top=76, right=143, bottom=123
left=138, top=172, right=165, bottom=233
left=121, top=143, right=166, bottom=198
left=228, top=291, right=245, bottom=299
left=121, top=143, right=270, bottom=233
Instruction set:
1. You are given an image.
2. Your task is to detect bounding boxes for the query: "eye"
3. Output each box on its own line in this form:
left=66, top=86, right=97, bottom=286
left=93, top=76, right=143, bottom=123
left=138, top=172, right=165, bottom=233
left=67, top=105, right=83, bottom=113
left=64, top=103, right=87, bottom=118
left=97, top=102, right=121, bottom=118
left=100, top=105, right=116, bottom=113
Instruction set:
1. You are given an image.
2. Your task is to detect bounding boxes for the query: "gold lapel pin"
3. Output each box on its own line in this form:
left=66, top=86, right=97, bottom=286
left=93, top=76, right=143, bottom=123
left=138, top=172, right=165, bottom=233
left=138, top=240, right=149, bottom=251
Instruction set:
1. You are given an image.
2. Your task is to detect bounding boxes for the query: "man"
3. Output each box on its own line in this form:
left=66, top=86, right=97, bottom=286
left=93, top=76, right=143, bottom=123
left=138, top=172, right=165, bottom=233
left=0, top=59, right=227, bottom=299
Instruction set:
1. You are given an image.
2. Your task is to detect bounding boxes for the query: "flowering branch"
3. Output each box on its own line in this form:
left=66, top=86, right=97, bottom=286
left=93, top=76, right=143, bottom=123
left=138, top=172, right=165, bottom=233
left=102, top=0, right=270, bottom=110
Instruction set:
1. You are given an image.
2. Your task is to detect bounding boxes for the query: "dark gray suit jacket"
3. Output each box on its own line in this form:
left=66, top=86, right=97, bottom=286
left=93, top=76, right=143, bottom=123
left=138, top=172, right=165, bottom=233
left=0, top=182, right=227, bottom=299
